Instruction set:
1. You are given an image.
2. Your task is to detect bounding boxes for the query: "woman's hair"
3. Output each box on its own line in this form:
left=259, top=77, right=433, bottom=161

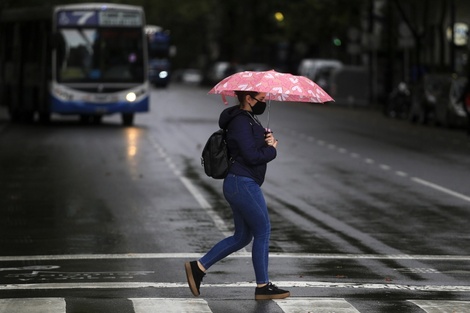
left=235, top=90, right=259, bottom=104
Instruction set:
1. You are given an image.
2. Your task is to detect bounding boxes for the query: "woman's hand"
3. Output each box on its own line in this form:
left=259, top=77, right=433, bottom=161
left=265, top=133, right=278, bottom=148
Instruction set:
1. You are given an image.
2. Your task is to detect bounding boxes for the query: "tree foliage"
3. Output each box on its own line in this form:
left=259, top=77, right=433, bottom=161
left=1, top=0, right=366, bottom=70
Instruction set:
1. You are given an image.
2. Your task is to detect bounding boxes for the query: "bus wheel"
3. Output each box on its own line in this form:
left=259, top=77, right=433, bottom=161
left=39, top=112, right=51, bottom=124
left=80, top=114, right=91, bottom=124
left=122, top=113, right=134, bottom=126
left=92, top=115, right=103, bottom=124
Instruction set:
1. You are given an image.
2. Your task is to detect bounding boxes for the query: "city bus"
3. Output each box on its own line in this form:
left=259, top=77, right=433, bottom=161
left=0, top=3, right=149, bottom=126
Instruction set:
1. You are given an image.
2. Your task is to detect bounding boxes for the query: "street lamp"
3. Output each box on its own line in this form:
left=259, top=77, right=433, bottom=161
left=274, top=12, right=284, bottom=23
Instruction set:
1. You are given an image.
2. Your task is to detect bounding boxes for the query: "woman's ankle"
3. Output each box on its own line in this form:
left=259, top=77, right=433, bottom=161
left=197, top=261, right=206, bottom=272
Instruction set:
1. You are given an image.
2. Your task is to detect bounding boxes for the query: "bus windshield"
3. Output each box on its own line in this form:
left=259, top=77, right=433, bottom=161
left=57, top=27, right=144, bottom=83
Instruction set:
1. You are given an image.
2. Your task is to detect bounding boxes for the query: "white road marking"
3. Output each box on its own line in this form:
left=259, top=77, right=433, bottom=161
left=1, top=252, right=470, bottom=261
left=396, top=171, right=408, bottom=177
left=412, top=177, right=470, bottom=203
left=408, top=300, right=470, bottom=313
left=131, top=298, right=212, bottom=313
left=179, top=176, right=232, bottom=237
left=379, top=164, right=391, bottom=171
left=2, top=281, right=470, bottom=292
left=364, top=158, right=375, bottom=164
left=148, top=136, right=236, bottom=240
left=284, top=129, right=470, bottom=204
left=275, top=298, right=360, bottom=313
left=307, top=133, right=470, bottom=204
left=0, top=298, right=65, bottom=313
left=2, top=297, right=470, bottom=313
left=0, top=265, right=60, bottom=271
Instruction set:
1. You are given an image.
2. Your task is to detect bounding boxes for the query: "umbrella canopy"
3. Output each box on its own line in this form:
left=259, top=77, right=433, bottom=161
left=208, top=69, right=334, bottom=103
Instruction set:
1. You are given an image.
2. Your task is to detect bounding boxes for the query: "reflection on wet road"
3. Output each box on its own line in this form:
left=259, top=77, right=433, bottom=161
left=1, top=84, right=470, bottom=312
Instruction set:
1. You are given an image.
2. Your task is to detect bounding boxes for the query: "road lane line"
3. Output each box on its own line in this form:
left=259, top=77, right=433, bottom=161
left=148, top=136, right=236, bottom=240
left=412, top=177, right=470, bottom=203
left=307, top=132, right=470, bottom=204
left=364, top=158, right=375, bottom=164
left=130, top=298, right=211, bottom=313
left=379, top=164, right=391, bottom=171
left=275, top=298, right=360, bottom=313
left=2, top=253, right=470, bottom=262
left=0, top=298, right=65, bottom=313
left=396, top=171, right=408, bottom=177
left=2, top=281, right=470, bottom=292
left=408, top=300, right=470, bottom=313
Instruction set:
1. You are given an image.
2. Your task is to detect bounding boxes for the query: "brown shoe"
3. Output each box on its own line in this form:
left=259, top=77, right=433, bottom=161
left=184, top=261, right=205, bottom=296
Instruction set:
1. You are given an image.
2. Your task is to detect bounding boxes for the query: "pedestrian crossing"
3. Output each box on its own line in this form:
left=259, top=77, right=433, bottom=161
left=1, top=297, right=470, bottom=313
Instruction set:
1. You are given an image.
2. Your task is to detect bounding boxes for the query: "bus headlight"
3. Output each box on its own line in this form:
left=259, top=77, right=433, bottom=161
left=53, top=87, right=74, bottom=101
left=126, top=92, right=137, bottom=102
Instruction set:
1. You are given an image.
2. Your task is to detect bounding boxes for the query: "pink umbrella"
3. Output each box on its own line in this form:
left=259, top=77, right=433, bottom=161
left=208, top=69, right=334, bottom=103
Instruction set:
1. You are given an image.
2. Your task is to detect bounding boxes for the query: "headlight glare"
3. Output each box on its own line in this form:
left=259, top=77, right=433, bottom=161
left=126, top=92, right=137, bottom=102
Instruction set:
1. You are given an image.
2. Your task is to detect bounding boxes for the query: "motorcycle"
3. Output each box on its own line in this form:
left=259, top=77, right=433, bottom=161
left=384, top=82, right=411, bottom=119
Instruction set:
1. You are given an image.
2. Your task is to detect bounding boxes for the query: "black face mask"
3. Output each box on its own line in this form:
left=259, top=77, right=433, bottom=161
left=250, top=99, right=267, bottom=115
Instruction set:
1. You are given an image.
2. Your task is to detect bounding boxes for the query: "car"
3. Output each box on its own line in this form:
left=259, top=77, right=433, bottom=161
left=243, top=63, right=271, bottom=72
left=329, top=66, right=369, bottom=106
left=297, top=59, right=343, bottom=93
left=409, top=74, right=467, bottom=127
left=181, top=69, right=203, bottom=84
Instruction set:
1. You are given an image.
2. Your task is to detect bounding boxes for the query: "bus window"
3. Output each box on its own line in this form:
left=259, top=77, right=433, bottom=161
left=57, top=28, right=144, bottom=83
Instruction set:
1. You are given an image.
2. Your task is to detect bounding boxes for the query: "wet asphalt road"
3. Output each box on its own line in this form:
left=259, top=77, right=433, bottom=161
left=1, top=83, right=470, bottom=313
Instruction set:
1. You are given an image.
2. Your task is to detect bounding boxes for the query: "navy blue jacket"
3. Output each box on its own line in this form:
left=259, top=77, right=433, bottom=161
left=219, top=105, right=276, bottom=186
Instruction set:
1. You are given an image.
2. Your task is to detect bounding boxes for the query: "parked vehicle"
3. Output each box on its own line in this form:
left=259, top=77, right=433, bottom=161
left=202, top=62, right=229, bottom=86
left=461, top=80, right=470, bottom=134
left=409, top=74, right=467, bottom=127
left=297, top=59, right=343, bottom=93
left=445, top=76, right=468, bottom=127
left=329, top=66, right=369, bottom=106
left=243, top=63, right=271, bottom=72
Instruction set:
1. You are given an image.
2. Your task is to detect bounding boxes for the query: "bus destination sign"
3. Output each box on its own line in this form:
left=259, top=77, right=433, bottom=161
left=99, top=11, right=142, bottom=26
left=57, top=10, right=142, bottom=27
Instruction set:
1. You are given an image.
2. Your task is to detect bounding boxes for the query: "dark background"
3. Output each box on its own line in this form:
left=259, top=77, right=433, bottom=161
left=2, top=0, right=470, bottom=103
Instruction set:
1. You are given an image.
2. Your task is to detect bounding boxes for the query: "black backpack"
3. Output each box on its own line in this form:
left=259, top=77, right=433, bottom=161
left=201, top=129, right=233, bottom=179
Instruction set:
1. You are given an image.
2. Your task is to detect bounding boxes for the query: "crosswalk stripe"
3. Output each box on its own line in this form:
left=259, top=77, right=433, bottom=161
left=2, top=297, right=470, bottom=312
left=3, top=281, right=470, bottom=293
left=0, top=298, right=65, bottom=313
left=408, top=300, right=470, bottom=313
left=2, top=252, right=470, bottom=261
left=130, top=298, right=212, bottom=313
left=275, top=298, right=361, bottom=313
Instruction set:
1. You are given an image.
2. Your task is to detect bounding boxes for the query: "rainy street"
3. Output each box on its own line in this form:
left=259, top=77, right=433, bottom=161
left=1, top=83, right=470, bottom=313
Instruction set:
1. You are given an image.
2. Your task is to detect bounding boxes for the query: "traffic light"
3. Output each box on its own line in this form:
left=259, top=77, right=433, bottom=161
left=332, top=37, right=342, bottom=46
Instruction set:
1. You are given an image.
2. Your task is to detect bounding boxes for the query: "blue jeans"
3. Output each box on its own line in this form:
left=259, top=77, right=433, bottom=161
left=199, top=174, right=271, bottom=284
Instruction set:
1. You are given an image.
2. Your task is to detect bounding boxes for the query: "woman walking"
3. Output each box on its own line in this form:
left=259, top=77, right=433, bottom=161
left=185, top=90, right=290, bottom=300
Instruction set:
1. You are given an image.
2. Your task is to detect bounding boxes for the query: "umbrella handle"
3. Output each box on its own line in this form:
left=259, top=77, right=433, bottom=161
left=266, top=99, right=271, bottom=129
